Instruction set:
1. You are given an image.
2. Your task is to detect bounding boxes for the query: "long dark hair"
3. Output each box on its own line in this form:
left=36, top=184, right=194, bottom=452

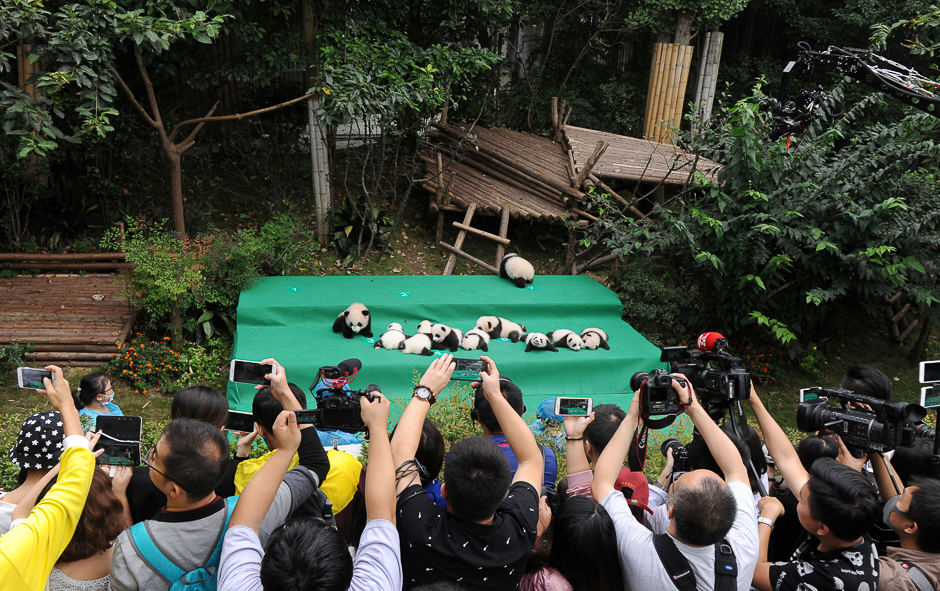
left=550, top=495, right=624, bottom=591
left=39, top=469, right=125, bottom=562
left=171, top=385, right=228, bottom=429
left=71, top=372, right=109, bottom=409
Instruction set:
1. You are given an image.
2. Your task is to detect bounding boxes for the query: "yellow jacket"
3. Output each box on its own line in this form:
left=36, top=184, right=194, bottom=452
left=0, top=444, right=94, bottom=591
left=234, top=449, right=361, bottom=512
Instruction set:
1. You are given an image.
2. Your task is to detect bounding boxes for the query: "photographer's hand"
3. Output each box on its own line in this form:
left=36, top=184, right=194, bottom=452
left=592, top=388, right=641, bottom=502
left=657, top=447, right=676, bottom=489
left=834, top=434, right=868, bottom=472
left=360, top=390, right=390, bottom=432
left=38, top=365, right=82, bottom=438
left=258, top=358, right=300, bottom=411
left=235, top=430, right=259, bottom=458
left=756, top=496, right=785, bottom=567
left=272, top=410, right=301, bottom=453
left=419, top=354, right=455, bottom=397
left=565, top=413, right=595, bottom=473
left=748, top=382, right=809, bottom=501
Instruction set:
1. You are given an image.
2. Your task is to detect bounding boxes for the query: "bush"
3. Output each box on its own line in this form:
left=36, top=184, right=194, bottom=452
left=614, top=262, right=701, bottom=346
left=108, top=335, right=185, bottom=395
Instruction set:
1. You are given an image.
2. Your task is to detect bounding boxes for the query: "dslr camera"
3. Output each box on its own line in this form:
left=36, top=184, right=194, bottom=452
left=796, top=387, right=926, bottom=454
left=661, top=438, right=690, bottom=473
left=630, top=369, right=687, bottom=418
left=660, top=333, right=751, bottom=410
left=305, top=365, right=378, bottom=433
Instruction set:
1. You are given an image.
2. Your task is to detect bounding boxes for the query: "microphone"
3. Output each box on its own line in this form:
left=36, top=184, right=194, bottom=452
left=696, top=332, right=728, bottom=353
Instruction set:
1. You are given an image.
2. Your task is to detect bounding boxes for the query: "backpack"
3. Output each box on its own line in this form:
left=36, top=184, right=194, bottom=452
left=128, top=497, right=237, bottom=591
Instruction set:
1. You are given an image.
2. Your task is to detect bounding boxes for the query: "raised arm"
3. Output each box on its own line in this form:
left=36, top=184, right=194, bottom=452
left=674, top=377, right=748, bottom=485
left=229, top=410, right=300, bottom=533
left=361, top=391, right=395, bottom=524
left=592, top=391, right=640, bottom=501
left=391, top=354, right=454, bottom=494
left=870, top=451, right=903, bottom=500
left=564, top=413, right=595, bottom=474
left=749, top=385, right=809, bottom=496
left=259, top=359, right=303, bottom=416
left=478, top=356, right=543, bottom=488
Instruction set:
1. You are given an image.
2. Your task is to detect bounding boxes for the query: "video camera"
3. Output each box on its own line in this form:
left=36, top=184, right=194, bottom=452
left=305, top=365, right=378, bottom=434
left=796, top=387, right=927, bottom=454
left=660, top=333, right=751, bottom=413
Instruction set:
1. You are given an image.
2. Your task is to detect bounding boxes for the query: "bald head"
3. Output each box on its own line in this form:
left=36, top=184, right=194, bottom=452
left=669, top=469, right=737, bottom=546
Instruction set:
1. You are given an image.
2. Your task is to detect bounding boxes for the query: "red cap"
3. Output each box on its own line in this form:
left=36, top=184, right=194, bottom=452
left=614, top=467, right=653, bottom=514
left=696, top=332, right=725, bottom=353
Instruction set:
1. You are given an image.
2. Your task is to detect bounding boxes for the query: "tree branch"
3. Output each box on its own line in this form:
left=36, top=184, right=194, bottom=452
left=167, top=93, right=314, bottom=141
left=113, top=69, right=157, bottom=128
left=169, top=101, right=219, bottom=144
left=134, top=50, right=163, bottom=131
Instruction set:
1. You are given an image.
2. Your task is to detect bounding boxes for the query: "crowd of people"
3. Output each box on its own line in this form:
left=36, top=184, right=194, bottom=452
left=0, top=354, right=938, bottom=591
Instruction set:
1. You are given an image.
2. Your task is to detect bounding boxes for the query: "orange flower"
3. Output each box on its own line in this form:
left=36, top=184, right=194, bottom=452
left=164, top=337, right=170, bottom=340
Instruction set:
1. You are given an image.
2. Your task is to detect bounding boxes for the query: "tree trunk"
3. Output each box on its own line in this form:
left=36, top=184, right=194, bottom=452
left=166, top=148, right=185, bottom=237
left=674, top=12, right=694, bottom=46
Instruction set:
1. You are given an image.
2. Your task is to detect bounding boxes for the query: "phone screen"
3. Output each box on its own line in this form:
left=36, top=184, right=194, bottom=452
left=294, top=409, right=319, bottom=425
left=451, top=358, right=488, bottom=381
left=921, top=361, right=940, bottom=384
left=556, top=397, right=592, bottom=416
left=231, top=361, right=274, bottom=385
left=94, top=416, right=142, bottom=466
left=921, top=386, right=940, bottom=410
left=18, top=367, right=53, bottom=389
left=225, top=410, right=255, bottom=433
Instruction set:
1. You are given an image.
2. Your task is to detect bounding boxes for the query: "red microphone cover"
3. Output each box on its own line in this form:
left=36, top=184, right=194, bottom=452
left=696, top=332, right=725, bottom=353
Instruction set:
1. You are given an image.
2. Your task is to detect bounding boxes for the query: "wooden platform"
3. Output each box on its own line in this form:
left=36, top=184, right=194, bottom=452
left=565, top=125, right=721, bottom=185
left=0, top=274, right=133, bottom=366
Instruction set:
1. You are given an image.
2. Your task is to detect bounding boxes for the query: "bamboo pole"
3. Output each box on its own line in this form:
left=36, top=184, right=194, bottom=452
left=451, top=222, right=511, bottom=245
left=440, top=243, right=499, bottom=275
left=670, top=46, right=694, bottom=142
left=644, top=43, right=665, bottom=139
left=443, top=204, right=476, bottom=275
left=495, top=207, right=510, bottom=269
left=0, top=253, right=126, bottom=261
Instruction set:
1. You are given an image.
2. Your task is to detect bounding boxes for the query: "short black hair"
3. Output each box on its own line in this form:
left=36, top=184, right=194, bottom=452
left=686, top=425, right=751, bottom=480
left=842, top=365, right=892, bottom=401
left=550, top=495, right=624, bottom=591
left=907, top=477, right=940, bottom=553
left=583, top=404, right=625, bottom=456
left=260, top=517, right=353, bottom=591
left=807, top=458, right=880, bottom=541
left=253, top=383, right=308, bottom=431
left=171, top=385, right=228, bottom=429
left=161, top=418, right=229, bottom=500
left=473, top=379, right=523, bottom=433
left=797, top=435, right=839, bottom=473
left=672, top=476, right=736, bottom=546
left=442, top=437, right=511, bottom=521
left=390, top=418, right=446, bottom=486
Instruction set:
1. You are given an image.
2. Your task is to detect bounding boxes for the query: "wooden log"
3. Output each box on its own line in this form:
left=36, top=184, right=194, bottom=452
left=436, top=211, right=445, bottom=246
left=441, top=172, right=455, bottom=206
left=452, top=222, right=511, bottom=245
left=1, top=263, right=132, bottom=271
left=899, top=319, right=919, bottom=343
left=495, top=207, right=510, bottom=270
left=116, top=311, right=136, bottom=347
left=29, top=344, right=120, bottom=353
left=459, top=153, right=563, bottom=203
left=588, top=175, right=648, bottom=221
left=575, top=253, right=619, bottom=274
left=573, top=141, right=609, bottom=189
left=443, top=204, right=476, bottom=275
left=891, top=303, right=911, bottom=324
left=435, top=152, right=445, bottom=205
left=0, top=253, right=126, bottom=261
left=26, top=352, right=118, bottom=361
left=439, top=243, right=499, bottom=275
left=886, top=292, right=902, bottom=305
left=569, top=207, right=599, bottom=222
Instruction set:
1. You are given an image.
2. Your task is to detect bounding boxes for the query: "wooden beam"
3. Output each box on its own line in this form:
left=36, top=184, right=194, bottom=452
left=443, top=204, right=476, bottom=275
left=572, top=140, right=609, bottom=189
left=451, top=222, right=511, bottom=245
left=0, top=263, right=132, bottom=271
left=495, top=207, right=510, bottom=270
left=899, top=319, right=919, bottom=343
left=0, top=253, right=126, bottom=261
left=440, top=242, right=499, bottom=275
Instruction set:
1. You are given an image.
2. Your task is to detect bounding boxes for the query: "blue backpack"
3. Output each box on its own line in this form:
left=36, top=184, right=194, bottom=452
left=128, top=497, right=237, bottom=591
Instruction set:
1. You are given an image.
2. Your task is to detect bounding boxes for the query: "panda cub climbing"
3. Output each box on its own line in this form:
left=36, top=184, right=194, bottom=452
left=499, top=253, right=535, bottom=288
left=524, top=332, right=558, bottom=353
left=375, top=323, right=408, bottom=350
left=580, top=328, right=610, bottom=350
left=546, top=329, right=583, bottom=351
left=332, top=303, right=373, bottom=339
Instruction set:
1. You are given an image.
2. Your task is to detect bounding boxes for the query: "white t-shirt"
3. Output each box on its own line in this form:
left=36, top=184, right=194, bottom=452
left=0, top=494, right=14, bottom=535
left=602, top=480, right=759, bottom=591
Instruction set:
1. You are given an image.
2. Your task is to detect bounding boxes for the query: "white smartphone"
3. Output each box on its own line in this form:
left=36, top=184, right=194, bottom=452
left=920, top=386, right=940, bottom=410
left=225, top=410, right=256, bottom=432
left=17, top=367, right=54, bottom=389
left=229, top=360, right=276, bottom=386
left=554, top=397, right=593, bottom=416
left=919, top=360, right=940, bottom=384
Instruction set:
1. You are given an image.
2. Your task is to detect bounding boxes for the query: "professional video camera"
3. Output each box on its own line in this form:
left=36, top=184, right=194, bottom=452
left=660, top=332, right=751, bottom=412
left=305, top=365, right=378, bottom=433
left=796, top=387, right=926, bottom=454
left=630, top=369, right=687, bottom=420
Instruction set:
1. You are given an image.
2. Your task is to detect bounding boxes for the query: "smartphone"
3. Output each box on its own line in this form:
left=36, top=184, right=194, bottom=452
left=94, top=415, right=142, bottom=466
left=17, top=367, right=54, bottom=389
left=229, top=360, right=276, bottom=386
left=225, top=410, right=255, bottom=433
left=919, top=360, right=940, bottom=384
left=294, top=409, right=320, bottom=425
left=554, top=397, right=593, bottom=416
left=451, top=358, right=488, bottom=381
left=921, top=386, right=940, bottom=410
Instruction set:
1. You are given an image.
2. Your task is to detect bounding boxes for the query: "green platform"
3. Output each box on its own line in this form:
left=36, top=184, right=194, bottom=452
left=226, top=275, right=665, bottom=413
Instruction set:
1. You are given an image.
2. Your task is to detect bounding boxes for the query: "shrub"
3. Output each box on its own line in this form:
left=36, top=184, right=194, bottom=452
left=108, top=335, right=185, bottom=395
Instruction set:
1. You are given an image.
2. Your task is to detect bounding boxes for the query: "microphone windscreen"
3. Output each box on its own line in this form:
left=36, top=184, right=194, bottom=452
left=696, top=332, right=725, bottom=353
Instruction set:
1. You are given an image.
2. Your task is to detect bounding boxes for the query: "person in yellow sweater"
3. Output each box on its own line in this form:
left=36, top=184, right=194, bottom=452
left=0, top=366, right=96, bottom=591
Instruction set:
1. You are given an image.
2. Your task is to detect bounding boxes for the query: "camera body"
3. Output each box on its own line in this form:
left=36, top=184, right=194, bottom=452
left=305, top=365, right=377, bottom=433
left=661, top=438, right=690, bottom=473
left=661, top=346, right=751, bottom=407
left=631, top=369, right=686, bottom=417
left=796, top=387, right=927, bottom=454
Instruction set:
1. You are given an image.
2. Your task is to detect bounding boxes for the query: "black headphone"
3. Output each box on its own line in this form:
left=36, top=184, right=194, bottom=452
left=469, top=377, right=523, bottom=423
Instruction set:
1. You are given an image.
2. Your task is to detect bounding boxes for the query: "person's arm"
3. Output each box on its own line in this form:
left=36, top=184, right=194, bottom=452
left=361, top=390, right=395, bottom=524
left=259, top=358, right=304, bottom=417
left=656, top=447, right=677, bottom=490
left=592, top=390, right=640, bottom=501
left=749, top=384, right=809, bottom=496
left=752, top=496, right=786, bottom=591
left=673, top=377, right=749, bottom=484
left=391, top=354, right=454, bottom=494
left=229, top=410, right=300, bottom=533
left=110, top=465, right=134, bottom=529
left=870, top=451, right=903, bottom=500
left=10, top=464, right=61, bottom=524
left=564, top=413, right=595, bottom=474
left=478, top=356, right=543, bottom=488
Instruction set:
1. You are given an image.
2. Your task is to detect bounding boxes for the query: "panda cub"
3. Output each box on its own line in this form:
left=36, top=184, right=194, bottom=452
left=523, top=332, right=558, bottom=353
left=546, top=329, right=583, bottom=351
left=332, top=303, right=373, bottom=339
left=375, top=323, right=408, bottom=350
left=499, top=253, right=535, bottom=288
left=580, top=328, right=610, bottom=350
left=460, top=328, right=490, bottom=352
left=431, top=324, right=463, bottom=352
left=416, top=320, right=434, bottom=336
left=401, top=333, right=433, bottom=356
left=475, top=316, right=526, bottom=343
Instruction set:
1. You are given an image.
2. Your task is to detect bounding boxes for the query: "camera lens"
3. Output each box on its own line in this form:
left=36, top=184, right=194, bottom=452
left=661, top=438, right=682, bottom=457
left=630, top=372, right=649, bottom=392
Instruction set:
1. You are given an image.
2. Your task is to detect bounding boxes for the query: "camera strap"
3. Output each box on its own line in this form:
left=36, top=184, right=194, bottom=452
left=653, top=534, right=737, bottom=591
left=899, top=561, right=935, bottom=591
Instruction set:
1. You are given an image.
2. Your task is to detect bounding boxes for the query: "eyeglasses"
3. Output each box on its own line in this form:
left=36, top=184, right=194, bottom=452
left=669, top=470, right=688, bottom=494
left=143, top=445, right=184, bottom=491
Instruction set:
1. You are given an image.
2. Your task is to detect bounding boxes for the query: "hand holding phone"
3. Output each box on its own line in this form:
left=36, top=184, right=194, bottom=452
left=554, top=397, right=593, bottom=416
left=451, top=358, right=488, bottom=381
left=18, top=367, right=54, bottom=389
left=225, top=410, right=256, bottom=433
left=230, top=360, right=276, bottom=386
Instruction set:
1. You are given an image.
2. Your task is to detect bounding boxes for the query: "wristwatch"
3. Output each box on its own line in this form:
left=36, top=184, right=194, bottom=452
left=757, top=516, right=775, bottom=530
left=413, top=385, right=436, bottom=405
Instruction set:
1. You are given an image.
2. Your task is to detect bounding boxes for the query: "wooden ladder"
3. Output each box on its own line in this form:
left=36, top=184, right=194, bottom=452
left=884, top=291, right=919, bottom=344
left=440, top=205, right=511, bottom=276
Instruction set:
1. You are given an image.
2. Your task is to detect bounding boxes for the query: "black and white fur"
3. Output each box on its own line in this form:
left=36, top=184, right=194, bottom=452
left=460, top=328, right=490, bottom=352
left=524, top=332, right=558, bottom=353
left=431, top=324, right=463, bottom=352
left=474, top=316, right=526, bottom=343
left=375, top=325, right=408, bottom=350
left=499, top=253, right=535, bottom=288
left=401, top=333, right=433, bottom=356
left=546, top=329, right=583, bottom=351
left=580, top=328, right=610, bottom=350
left=475, top=316, right=501, bottom=338
left=416, top=320, right=434, bottom=336
left=332, top=303, right=372, bottom=339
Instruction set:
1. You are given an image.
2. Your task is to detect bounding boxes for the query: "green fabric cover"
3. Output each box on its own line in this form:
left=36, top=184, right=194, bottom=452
left=226, top=275, right=665, bottom=412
